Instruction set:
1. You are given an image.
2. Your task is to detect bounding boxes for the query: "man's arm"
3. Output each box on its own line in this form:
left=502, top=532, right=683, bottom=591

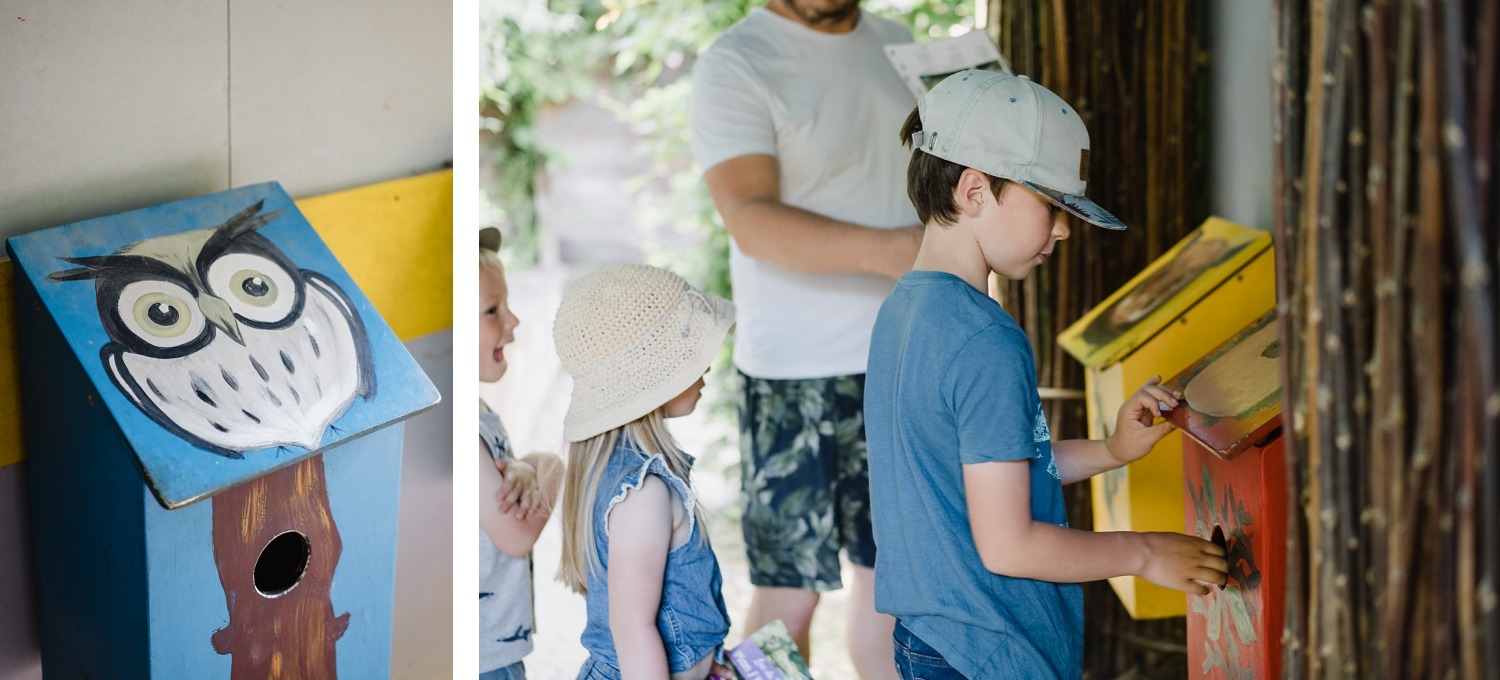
left=964, top=459, right=1227, bottom=595
left=704, top=154, right=921, bottom=280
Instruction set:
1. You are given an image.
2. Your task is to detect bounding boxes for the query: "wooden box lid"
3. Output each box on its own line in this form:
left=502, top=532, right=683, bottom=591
left=1059, top=217, right=1271, bottom=370
left=1162, top=311, right=1283, bottom=460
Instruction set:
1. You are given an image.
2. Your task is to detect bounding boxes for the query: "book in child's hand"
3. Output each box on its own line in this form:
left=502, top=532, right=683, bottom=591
left=726, top=620, right=813, bottom=680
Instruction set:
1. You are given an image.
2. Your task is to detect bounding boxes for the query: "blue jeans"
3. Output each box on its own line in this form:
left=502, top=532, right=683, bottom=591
left=894, top=620, right=967, bottom=680
left=481, top=661, right=526, bottom=680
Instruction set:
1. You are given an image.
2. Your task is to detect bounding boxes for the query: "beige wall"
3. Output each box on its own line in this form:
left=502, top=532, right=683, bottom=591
left=1207, top=0, right=1275, bottom=231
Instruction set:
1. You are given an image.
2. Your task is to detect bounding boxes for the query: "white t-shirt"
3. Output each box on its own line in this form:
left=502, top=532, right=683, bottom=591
left=689, top=8, right=919, bottom=380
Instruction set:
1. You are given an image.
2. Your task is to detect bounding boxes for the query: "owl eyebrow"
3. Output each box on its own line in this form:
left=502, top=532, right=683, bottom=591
left=48, top=254, right=193, bottom=283
left=47, top=200, right=286, bottom=284
left=201, top=199, right=285, bottom=259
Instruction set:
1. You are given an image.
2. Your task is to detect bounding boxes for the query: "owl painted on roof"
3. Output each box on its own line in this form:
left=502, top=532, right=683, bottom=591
left=48, top=200, right=374, bottom=458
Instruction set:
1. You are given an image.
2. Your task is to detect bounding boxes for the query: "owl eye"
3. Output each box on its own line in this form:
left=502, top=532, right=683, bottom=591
left=207, top=252, right=298, bottom=324
left=117, top=280, right=207, bottom=349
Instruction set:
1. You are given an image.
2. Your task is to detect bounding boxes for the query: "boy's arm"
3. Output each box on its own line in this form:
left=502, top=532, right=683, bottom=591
left=477, top=438, right=552, bottom=559
left=704, top=154, right=922, bottom=280
left=1053, top=376, right=1180, bottom=484
left=607, top=475, right=674, bottom=679
left=964, top=459, right=1227, bottom=595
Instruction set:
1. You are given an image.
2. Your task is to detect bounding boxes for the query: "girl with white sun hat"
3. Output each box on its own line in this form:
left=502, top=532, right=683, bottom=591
left=553, top=264, right=737, bottom=680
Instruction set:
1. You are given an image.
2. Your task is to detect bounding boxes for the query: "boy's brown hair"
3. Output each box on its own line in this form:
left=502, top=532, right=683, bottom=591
left=899, top=107, right=1010, bottom=227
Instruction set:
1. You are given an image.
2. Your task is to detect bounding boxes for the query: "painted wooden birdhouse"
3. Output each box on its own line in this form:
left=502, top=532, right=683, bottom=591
left=1057, top=216, right=1274, bottom=618
left=1164, top=311, right=1286, bottom=680
left=5, top=182, right=440, bottom=679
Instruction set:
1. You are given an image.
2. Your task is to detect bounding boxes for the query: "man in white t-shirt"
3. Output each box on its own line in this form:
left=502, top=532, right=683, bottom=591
left=688, top=1, right=919, bottom=676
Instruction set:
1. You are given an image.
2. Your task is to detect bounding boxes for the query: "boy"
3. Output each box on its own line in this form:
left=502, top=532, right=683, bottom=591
left=864, top=71, right=1229, bottom=679
left=478, top=227, right=563, bottom=679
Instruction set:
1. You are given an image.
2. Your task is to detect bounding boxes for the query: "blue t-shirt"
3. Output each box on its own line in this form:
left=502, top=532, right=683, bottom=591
left=866, top=270, right=1083, bottom=679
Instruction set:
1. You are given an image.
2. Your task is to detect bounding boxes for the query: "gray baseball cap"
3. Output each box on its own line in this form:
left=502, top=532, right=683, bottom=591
left=911, top=70, right=1126, bottom=230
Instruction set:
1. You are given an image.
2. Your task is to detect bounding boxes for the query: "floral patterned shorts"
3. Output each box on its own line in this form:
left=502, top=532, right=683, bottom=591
left=736, top=370, right=876, bottom=592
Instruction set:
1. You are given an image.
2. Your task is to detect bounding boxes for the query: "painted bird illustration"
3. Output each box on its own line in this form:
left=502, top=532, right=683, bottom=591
left=49, top=200, right=374, bottom=458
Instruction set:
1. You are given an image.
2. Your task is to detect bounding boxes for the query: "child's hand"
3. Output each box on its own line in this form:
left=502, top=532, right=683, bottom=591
left=1105, top=376, right=1181, bottom=464
left=706, top=661, right=736, bottom=680
left=495, top=458, right=539, bottom=519
left=1137, top=532, right=1229, bottom=595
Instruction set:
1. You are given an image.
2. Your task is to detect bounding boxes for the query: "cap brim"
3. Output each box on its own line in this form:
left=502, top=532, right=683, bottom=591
left=479, top=227, right=502, bottom=252
left=1020, top=181, right=1127, bottom=230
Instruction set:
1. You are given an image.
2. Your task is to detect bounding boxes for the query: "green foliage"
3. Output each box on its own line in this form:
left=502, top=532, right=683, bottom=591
left=478, top=0, right=606, bottom=265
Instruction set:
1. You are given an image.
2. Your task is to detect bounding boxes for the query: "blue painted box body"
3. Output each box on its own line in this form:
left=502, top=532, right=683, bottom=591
left=7, top=183, right=438, bottom=679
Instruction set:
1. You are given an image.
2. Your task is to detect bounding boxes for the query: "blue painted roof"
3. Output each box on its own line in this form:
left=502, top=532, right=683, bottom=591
left=6, top=182, right=440, bottom=508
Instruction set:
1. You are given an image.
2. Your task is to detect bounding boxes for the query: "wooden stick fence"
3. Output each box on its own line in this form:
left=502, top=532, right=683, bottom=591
left=1274, top=0, right=1499, bottom=677
left=993, top=2, right=1205, bottom=676
left=996, top=1, right=1496, bottom=677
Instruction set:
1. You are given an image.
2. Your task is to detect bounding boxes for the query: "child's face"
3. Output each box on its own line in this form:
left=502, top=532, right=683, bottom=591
left=663, top=373, right=707, bottom=418
left=977, top=182, right=1071, bottom=280
left=479, top=263, right=520, bottom=383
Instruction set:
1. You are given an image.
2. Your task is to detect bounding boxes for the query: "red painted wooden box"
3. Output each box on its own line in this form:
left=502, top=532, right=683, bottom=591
left=1164, top=311, right=1286, bottom=679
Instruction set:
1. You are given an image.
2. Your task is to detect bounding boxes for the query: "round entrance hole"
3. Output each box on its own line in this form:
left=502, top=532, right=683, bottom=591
left=255, top=531, right=310, bottom=597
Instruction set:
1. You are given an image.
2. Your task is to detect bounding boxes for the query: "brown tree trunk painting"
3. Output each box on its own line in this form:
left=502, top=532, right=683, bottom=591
left=210, top=455, right=349, bottom=679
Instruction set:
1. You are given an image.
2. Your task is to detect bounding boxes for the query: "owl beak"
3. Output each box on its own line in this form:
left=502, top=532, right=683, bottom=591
left=198, top=295, right=245, bottom=346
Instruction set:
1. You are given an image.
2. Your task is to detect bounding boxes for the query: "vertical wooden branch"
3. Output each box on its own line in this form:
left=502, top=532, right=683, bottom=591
left=1359, top=3, right=1395, bottom=675
left=1437, top=0, right=1498, bottom=676
left=1381, top=1, right=1421, bottom=673
left=1272, top=0, right=1310, bottom=673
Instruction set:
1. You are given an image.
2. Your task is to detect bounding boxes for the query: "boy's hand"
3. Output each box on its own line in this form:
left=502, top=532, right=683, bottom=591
left=1137, top=532, right=1229, bottom=595
left=495, top=458, right=539, bottom=519
left=1105, top=376, right=1180, bottom=464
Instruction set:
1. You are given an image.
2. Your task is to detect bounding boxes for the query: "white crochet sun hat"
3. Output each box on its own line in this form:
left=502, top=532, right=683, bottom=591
left=553, top=264, right=735, bottom=442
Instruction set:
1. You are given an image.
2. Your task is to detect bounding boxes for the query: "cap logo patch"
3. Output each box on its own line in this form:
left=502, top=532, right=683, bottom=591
left=1079, top=149, right=1090, bottom=183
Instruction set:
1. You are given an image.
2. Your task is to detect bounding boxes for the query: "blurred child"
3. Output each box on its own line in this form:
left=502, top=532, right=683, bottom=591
left=553, top=264, right=736, bottom=680
left=864, top=71, right=1229, bottom=679
left=479, top=227, right=563, bottom=680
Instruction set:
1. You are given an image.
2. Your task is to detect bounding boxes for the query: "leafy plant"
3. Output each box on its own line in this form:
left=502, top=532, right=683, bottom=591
left=478, top=0, right=606, bottom=265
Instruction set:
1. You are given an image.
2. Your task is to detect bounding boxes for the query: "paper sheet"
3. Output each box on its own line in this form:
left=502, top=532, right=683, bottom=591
left=884, top=30, right=1014, bottom=99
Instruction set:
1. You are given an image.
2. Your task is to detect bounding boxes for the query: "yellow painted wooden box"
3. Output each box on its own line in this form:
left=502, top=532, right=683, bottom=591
left=1057, top=217, right=1274, bottom=619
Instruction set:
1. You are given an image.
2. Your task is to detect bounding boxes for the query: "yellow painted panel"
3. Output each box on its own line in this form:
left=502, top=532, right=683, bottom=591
left=1076, top=218, right=1278, bottom=618
left=1059, top=217, right=1272, bottom=370
left=0, top=170, right=453, bottom=469
left=296, top=170, right=453, bottom=342
left=0, top=260, right=20, bottom=468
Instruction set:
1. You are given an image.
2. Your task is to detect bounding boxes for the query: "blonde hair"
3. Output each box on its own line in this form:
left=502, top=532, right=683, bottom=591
left=479, top=247, right=503, bottom=274
left=555, top=407, right=707, bottom=594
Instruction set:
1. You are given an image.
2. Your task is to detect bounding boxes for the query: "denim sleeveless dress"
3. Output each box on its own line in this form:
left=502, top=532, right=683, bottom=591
left=575, top=440, right=730, bottom=679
